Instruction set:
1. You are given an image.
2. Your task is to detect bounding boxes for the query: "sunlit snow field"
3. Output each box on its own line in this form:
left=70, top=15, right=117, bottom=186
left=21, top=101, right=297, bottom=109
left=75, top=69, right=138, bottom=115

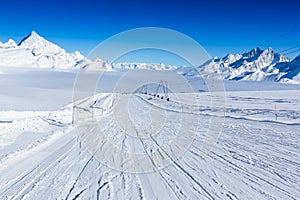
left=0, top=69, right=299, bottom=199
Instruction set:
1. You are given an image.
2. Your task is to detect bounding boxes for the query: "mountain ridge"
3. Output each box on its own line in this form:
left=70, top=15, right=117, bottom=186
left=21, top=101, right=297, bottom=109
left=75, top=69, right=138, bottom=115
left=0, top=31, right=299, bottom=83
left=198, top=47, right=300, bottom=83
left=0, top=31, right=86, bottom=69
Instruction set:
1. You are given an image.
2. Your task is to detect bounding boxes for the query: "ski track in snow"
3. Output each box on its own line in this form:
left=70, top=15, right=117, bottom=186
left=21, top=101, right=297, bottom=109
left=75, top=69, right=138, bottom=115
left=0, top=93, right=299, bottom=199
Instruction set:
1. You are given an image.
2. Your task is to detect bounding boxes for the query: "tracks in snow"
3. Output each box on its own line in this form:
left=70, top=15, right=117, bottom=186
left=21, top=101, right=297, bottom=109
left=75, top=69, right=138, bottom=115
left=1, top=93, right=299, bottom=199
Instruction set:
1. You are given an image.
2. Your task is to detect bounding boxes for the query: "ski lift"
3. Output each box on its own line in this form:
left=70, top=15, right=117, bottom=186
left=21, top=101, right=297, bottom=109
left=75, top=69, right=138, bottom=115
left=139, top=85, right=148, bottom=95
left=154, top=80, right=170, bottom=101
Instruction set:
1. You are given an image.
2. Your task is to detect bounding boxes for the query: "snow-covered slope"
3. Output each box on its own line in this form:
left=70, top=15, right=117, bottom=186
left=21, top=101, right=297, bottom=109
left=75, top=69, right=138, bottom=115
left=270, top=55, right=300, bottom=84
left=0, top=91, right=300, bottom=199
left=198, top=47, right=300, bottom=83
left=0, top=31, right=86, bottom=69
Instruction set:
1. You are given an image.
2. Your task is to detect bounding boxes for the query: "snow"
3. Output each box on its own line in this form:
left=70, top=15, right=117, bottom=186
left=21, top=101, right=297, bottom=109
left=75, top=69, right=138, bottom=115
left=0, top=31, right=85, bottom=69
left=0, top=69, right=77, bottom=110
left=111, top=47, right=300, bottom=85
left=0, top=31, right=299, bottom=85
left=0, top=68, right=299, bottom=199
left=1, top=39, right=17, bottom=48
left=0, top=109, right=71, bottom=148
left=0, top=31, right=300, bottom=199
left=112, top=62, right=176, bottom=71
left=199, top=47, right=300, bottom=84
left=19, top=31, right=64, bottom=55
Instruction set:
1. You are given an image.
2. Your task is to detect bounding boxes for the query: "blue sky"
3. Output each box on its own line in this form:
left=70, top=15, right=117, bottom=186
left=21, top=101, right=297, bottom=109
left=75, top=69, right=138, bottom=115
left=0, top=0, right=300, bottom=65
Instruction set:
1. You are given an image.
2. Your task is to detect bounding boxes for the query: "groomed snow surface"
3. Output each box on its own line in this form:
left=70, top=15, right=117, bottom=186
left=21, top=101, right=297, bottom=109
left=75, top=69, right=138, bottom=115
left=0, top=70, right=300, bottom=199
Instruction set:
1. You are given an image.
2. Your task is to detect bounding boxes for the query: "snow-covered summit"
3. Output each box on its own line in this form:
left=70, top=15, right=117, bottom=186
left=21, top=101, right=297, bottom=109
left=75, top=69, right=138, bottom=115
left=0, top=31, right=85, bottom=69
left=19, top=31, right=65, bottom=56
left=0, top=32, right=299, bottom=83
left=199, top=47, right=297, bottom=83
left=0, top=39, right=17, bottom=48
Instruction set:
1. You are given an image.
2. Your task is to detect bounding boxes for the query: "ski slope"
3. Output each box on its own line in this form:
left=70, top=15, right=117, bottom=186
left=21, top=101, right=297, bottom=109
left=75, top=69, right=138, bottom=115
left=0, top=91, right=299, bottom=199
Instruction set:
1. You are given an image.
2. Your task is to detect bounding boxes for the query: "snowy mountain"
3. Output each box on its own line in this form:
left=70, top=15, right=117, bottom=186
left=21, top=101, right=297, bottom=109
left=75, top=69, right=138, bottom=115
left=271, top=55, right=300, bottom=84
left=0, top=32, right=299, bottom=83
left=199, top=47, right=300, bottom=84
left=0, top=39, right=17, bottom=48
left=0, top=31, right=86, bottom=69
left=112, top=62, right=176, bottom=71
left=112, top=48, right=300, bottom=84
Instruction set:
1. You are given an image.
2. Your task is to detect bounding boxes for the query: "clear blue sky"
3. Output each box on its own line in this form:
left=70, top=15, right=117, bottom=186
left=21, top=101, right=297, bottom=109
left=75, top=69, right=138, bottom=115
left=1, top=0, right=300, bottom=64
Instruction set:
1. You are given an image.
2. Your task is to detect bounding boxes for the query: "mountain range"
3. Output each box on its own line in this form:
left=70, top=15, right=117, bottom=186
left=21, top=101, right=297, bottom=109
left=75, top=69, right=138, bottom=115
left=0, top=31, right=299, bottom=84
left=199, top=47, right=300, bottom=84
